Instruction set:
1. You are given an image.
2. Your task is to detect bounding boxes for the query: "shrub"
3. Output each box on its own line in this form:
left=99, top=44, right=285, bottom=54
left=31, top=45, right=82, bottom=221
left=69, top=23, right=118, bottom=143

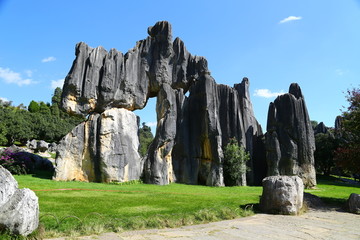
left=0, top=148, right=32, bottom=175
left=223, top=138, right=250, bottom=186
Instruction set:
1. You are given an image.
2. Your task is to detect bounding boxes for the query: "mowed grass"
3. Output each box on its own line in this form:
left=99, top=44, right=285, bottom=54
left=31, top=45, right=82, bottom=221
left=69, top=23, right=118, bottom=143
left=12, top=172, right=261, bottom=238
left=306, top=175, right=360, bottom=206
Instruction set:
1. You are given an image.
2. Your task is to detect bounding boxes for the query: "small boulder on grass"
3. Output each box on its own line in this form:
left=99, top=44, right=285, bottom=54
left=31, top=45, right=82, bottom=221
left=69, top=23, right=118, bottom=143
left=0, top=165, right=39, bottom=236
left=260, top=176, right=304, bottom=215
left=347, top=193, right=360, bottom=214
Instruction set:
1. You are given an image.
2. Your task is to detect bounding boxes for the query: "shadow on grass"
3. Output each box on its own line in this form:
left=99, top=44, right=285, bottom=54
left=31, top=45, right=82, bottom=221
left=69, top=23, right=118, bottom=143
left=315, top=196, right=347, bottom=209
left=240, top=203, right=261, bottom=214
left=317, top=175, right=360, bottom=188
left=31, top=170, right=54, bottom=180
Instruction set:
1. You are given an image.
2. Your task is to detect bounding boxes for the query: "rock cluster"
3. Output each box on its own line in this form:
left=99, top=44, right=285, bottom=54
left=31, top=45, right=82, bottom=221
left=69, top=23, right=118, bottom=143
left=54, top=21, right=265, bottom=186
left=260, top=175, right=304, bottom=215
left=265, top=83, right=316, bottom=187
left=0, top=166, right=39, bottom=236
left=54, top=21, right=315, bottom=187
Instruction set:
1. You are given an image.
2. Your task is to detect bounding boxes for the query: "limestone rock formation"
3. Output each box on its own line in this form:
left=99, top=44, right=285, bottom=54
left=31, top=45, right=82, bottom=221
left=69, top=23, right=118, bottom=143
left=260, top=175, right=304, bottom=215
left=0, top=166, right=39, bottom=236
left=54, top=108, right=142, bottom=182
left=314, top=122, right=328, bottom=135
left=55, top=21, right=266, bottom=186
left=265, top=83, right=316, bottom=187
left=61, top=21, right=207, bottom=115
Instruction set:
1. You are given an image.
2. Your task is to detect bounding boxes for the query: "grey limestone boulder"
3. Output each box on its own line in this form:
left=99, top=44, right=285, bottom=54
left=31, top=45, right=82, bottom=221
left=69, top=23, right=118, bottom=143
left=54, top=108, right=142, bottom=183
left=37, top=140, right=49, bottom=152
left=260, top=175, right=304, bottom=215
left=348, top=193, right=360, bottom=214
left=26, top=139, right=38, bottom=151
left=0, top=166, right=39, bottom=236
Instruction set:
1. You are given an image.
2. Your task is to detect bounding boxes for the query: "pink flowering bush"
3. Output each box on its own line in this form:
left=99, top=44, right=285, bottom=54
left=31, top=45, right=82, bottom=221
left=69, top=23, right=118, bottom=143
left=0, top=148, right=32, bottom=175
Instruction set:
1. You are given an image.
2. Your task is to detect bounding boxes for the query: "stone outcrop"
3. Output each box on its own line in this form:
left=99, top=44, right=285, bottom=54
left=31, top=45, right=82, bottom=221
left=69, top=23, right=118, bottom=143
left=0, top=166, right=39, bottom=236
left=347, top=193, right=360, bottom=214
left=265, top=83, right=316, bottom=187
left=54, top=21, right=269, bottom=186
left=260, top=175, right=304, bottom=215
left=54, top=108, right=142, bottom=182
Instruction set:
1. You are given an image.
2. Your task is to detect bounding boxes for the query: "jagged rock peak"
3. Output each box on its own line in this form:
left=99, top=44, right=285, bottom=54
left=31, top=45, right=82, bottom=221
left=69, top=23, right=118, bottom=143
left=60, top=21, right=210, bottom=116
left=289, top=82, right=303, bottom=99
left=314, top=122, right=328, bottom=135
left=148, top=21, right=172, bottom=40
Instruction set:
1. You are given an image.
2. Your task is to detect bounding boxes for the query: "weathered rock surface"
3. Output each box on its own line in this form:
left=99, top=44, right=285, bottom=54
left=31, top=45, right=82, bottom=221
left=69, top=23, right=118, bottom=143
left=37, top=140, right=49, bottom=152
left=265, top=83, right=316, bottom=187
left=54, top=108, right=141, bottom=182
left=260, top=175, right=304, bottom=215
left=61, top=21, right=207, bottom=115
left=0, top=166, right=39, bottom=236
left=347, top=193, right=360, bottom=214
left=55, top=21, right=267, bottom=186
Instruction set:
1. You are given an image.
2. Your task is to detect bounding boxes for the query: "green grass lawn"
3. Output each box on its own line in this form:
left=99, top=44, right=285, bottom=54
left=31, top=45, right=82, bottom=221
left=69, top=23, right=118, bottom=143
left=3, top=173, right=359, bottom=239
left=11, top=172, right=261, bottom=238
left=306, top=175, right=360, bottom=206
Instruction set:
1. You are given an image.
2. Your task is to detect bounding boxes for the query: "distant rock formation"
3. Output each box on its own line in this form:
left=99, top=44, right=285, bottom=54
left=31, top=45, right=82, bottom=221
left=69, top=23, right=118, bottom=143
left=54, top=21, right=268, bottom=186
left=314, top=122, right=328, bottom=135
left=265, top=83, right=316, bottom=187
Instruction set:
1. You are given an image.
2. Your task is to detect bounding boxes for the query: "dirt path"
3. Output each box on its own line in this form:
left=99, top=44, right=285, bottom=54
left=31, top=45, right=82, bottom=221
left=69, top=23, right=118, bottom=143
left=46, top=208, right=360, bottom=240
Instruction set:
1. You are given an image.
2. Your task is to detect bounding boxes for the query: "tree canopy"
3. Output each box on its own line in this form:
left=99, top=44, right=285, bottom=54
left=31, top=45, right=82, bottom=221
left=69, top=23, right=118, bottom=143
left=334, top=86, right=360, bottom=176
left=0, top=88, right=83, bottom=146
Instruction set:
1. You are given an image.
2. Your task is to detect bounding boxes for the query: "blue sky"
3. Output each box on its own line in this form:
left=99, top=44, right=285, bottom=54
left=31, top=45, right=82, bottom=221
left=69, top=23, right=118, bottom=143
left=0, top=0, right=359, bottom=132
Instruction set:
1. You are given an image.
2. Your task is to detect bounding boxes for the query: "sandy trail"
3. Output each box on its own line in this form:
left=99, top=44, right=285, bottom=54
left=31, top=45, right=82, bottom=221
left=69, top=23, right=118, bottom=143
left=46, top=208, right=360, bottom=240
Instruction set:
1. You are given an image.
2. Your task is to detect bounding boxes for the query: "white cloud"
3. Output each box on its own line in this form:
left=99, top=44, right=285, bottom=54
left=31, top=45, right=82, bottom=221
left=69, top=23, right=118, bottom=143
left=51, top=79, right=64, bottom=89
left=335, top=69, right=348, bottom=76
left=254, top=89, right=285, bottom=98
left=25, top=70, right=33, bottom=77
left=42, top=56, right=56, bottom=63
left=0, top=97, right=9, bottom=102
left=0, top=67, right=36, bottom=86
left=146, top=122, right=157, bottom=127
left=279, top=16, right=302, bottom=24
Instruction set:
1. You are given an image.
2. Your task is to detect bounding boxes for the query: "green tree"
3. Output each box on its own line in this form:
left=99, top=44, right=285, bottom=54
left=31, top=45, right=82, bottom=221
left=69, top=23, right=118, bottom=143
left=334, top=86, right=360, bottom=176
left=311, top=120, right=319, bottom=129
left=39, top=101, right=51, bottom=115
left=28, top=100, right=40, bottom=113
left=0, top=121, right=8, bottom=146
left=52, top=87, right=62, bottom=106
left=138, top=122, right=154, bottom=157
left=314, top=132, right=338, bottom=176
left=223, top=138, right=249, bottom=186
